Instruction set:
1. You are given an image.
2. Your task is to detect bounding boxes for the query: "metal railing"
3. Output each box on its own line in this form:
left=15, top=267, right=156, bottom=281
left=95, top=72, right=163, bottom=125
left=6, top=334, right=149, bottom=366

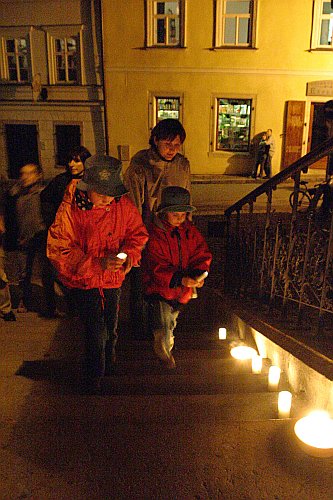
left=224, top=137, right=333, bottom=334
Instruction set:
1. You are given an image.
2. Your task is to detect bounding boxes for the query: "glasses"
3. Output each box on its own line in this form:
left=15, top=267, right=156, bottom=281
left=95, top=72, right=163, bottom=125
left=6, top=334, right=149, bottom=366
left=159, top=140, right=182, bottom=151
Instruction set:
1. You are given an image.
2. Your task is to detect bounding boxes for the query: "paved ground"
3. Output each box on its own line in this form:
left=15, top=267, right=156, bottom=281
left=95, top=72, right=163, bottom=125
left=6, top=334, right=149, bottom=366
left=0, top=286, right=332, bottom=500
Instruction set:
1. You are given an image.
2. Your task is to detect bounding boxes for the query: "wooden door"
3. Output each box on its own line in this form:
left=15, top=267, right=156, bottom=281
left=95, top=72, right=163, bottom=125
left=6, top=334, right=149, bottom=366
left=307, top=102, right=328, bottom=170
left=281, top=101, right=305, bottom=169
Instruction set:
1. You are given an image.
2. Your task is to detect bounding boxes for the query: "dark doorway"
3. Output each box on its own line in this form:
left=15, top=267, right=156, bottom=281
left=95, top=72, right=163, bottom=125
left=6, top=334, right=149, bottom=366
left=55, top=124, right=81, bottom=167
left=307, top=102, right=327, bottom=169
left=5, top=124, right=39, bottom=178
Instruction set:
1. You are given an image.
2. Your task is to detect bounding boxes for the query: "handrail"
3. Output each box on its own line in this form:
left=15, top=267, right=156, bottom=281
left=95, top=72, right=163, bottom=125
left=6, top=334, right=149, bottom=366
left=224, top=136, right=333, bottom=216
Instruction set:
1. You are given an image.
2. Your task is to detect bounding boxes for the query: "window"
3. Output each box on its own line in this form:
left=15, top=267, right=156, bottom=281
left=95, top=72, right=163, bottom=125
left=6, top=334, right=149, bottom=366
left=54, top=37, right=78, bottom=83
left=1, top=37, right=30, bottom=82
left=46, top=26, right=84, bottom=85
left=312, top=1, right=333, bottom=48
left=156, top=97, right=181, bottom=122
left=54, top=124, right=81, bottom=166
left=215, top=0, right=257, bottom=48
left=149, top=92, right=183, bottom=129
left=146, top=1, right=185, bottom=47
left=214, top=97, right=253, bottom=152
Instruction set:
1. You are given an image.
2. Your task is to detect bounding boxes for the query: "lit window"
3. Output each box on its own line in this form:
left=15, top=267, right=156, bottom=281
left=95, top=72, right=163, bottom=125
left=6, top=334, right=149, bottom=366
left=215, top=98, right=252, bottom=152
left=215, top=0, right=257, bottom=47
left=149, top=92, right=183, bottom=129
left=3, top=37, right=29, bottom=82
left=312, top=1, right=333, bottom=48
left=156, top=97, right=180, bottom=122
left=146, top=1, right=185, bottom=47
left=54, top=37, right=78, bottom=83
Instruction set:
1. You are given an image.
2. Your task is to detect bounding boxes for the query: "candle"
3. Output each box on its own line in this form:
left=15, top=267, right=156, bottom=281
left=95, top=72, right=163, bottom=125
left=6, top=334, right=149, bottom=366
left=268, top=365, right=281, bottom=391
left=278, top=391, right=292, bottom=418
left=252, top=355, right=262, bottom=374
left=116, top=252, right=127, bottom=260
left=218, top=327, right=227, bottom=340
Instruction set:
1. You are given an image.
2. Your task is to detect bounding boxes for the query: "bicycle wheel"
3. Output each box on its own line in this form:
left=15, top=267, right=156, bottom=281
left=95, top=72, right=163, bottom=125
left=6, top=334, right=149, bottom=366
left=289, top=190, right=312, bottom=211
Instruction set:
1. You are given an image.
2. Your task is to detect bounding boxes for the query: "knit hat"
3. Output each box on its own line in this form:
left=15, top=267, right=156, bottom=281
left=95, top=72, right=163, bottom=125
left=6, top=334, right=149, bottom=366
left=157, top=186, right=196, bottom=213
left=77, top=155, right=128, bottom=197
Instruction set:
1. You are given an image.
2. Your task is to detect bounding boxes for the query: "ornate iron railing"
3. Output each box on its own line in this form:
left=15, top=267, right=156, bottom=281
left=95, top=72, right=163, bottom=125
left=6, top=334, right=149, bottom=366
left=224, top=137, right=333, bottom=334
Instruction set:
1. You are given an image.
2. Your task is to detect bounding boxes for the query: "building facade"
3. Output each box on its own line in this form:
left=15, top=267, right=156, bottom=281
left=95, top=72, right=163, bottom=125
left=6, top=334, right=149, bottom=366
left=0, top=0, right=105, bottom=179
left=101, top=0, right=333, bottom=177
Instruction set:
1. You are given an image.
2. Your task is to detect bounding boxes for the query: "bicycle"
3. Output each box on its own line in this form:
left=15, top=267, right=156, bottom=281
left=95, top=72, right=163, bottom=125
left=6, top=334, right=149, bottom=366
left=288, top=180, right=332, bottom=212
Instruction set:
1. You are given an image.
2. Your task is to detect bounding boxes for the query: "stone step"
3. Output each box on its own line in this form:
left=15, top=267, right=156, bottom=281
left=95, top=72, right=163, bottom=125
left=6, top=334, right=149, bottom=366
left=15, top=390, right=306, bottom=422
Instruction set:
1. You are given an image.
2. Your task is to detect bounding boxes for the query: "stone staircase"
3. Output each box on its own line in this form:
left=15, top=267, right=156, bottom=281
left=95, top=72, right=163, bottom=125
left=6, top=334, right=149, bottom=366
left=1, top=288, right=333, bottom=499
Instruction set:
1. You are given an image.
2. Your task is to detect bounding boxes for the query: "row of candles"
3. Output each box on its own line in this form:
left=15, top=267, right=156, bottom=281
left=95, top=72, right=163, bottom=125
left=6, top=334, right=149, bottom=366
left=218, top=327, right=333, bottom=455
left=219, top=327, right=292, bottom=418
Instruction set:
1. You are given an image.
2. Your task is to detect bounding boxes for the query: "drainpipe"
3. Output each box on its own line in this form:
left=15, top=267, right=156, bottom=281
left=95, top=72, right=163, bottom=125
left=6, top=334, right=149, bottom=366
left=98, top=0, right=109, bottom=155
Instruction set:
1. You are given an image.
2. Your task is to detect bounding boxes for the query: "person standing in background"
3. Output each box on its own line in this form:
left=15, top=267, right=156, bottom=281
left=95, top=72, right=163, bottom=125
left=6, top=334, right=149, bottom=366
left=263, top=128, right=275, bottom=179
left=8, top=163, right=56, bottom=317
left=123, top=119, right=191, bottom=339
left=0, top=180, right=15, bottom=321
left=41, top=146, right=91, bottom=226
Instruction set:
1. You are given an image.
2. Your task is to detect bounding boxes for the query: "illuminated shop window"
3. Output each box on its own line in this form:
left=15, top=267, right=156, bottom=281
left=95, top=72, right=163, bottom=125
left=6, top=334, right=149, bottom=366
left=216, top=98, right=252, bottom=152
left=215, top=0, right=257, bottom=47
left=146, top=1, right=185, bottom=47
left=156, top=97, right=180, bottom=122
left=3, top=37, right=30, bottom=82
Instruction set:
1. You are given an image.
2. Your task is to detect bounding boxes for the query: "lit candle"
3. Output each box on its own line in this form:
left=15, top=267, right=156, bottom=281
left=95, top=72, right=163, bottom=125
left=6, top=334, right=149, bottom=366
left=268, top=365, right=281, bottom=391
left=278, top=391, right=292, bottom=418
left=252, top=355, right=262, bottom=374
left=116, top=252, right=127, bottom=260
left=218, top=327, right=227, bottom=340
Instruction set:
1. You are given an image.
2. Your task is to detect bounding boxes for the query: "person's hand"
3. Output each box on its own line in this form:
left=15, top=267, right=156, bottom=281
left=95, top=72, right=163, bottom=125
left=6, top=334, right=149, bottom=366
left=181, top=276, right=200, bottom=288
left=123, top=255, right=133, bottom=275
left=181, top=276, right=206, bottom=288
left=101, top=254, right=125, bottom=272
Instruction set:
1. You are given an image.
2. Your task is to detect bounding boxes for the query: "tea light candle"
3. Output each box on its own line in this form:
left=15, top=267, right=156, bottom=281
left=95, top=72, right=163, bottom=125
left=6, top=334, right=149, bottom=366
left=278, top=391, right=292, bottom=418
left=251, top=355, right=262, bottom=374
left=268, top=365, right=281, bottom=391
left=218, top=327, right=227, bottom=340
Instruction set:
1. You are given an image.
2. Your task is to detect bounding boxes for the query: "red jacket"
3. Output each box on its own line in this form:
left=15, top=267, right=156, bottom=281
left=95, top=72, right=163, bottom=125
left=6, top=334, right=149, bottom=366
left=47, top=188, right=148, bottom=290
left=142, top=218, right=212, bottom=304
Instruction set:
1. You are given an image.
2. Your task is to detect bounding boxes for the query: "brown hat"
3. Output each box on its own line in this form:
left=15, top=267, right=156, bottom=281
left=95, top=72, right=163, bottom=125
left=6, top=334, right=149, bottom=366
left=77, top=155, right=128, bottom=197
left=157, top=186, right=196, bottom=213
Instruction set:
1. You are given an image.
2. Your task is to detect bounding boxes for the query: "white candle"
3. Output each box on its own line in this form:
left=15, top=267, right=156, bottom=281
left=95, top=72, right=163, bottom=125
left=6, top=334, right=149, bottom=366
left=278, top=391, right=292, bottom=418
left=252, top=355, right=262, bottom=374
left=116, top=252, right=127, bottom=260
left=218, top=327, right=227, bottom=340
left=268, top=365, right=281, bottom=391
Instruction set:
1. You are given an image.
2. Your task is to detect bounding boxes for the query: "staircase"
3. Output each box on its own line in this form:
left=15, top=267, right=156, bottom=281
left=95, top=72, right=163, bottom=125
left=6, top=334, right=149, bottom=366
left=1, top=287, right=332, bottom=500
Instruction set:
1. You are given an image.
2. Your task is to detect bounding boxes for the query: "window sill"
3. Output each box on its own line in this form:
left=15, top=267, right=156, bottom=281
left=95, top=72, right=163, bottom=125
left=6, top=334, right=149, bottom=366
left=308, top=47, right=333, bottom=52
left=209, top=46, right=258, bottom=51
left=142, top=45, right=187, bottom=50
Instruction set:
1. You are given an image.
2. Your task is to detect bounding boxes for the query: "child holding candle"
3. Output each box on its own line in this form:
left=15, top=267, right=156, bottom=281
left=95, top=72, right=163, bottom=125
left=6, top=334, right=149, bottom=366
left=47, top=155, right=148, bottom=393
left=142, top=186, right=212, bottom=368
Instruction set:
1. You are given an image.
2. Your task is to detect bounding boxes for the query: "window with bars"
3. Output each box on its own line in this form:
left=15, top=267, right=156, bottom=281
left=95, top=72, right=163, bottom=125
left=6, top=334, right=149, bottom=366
left=3, top=37, right=29, bottom=82
left=54, top=37, right=79, bottom=83
left=146, top=1, right=185, bottom=47
left=312, top=1, right=333, bottom=48
left=215, top=97, right=252, bottom=152
left=215, top=0, right=257, bottom=48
